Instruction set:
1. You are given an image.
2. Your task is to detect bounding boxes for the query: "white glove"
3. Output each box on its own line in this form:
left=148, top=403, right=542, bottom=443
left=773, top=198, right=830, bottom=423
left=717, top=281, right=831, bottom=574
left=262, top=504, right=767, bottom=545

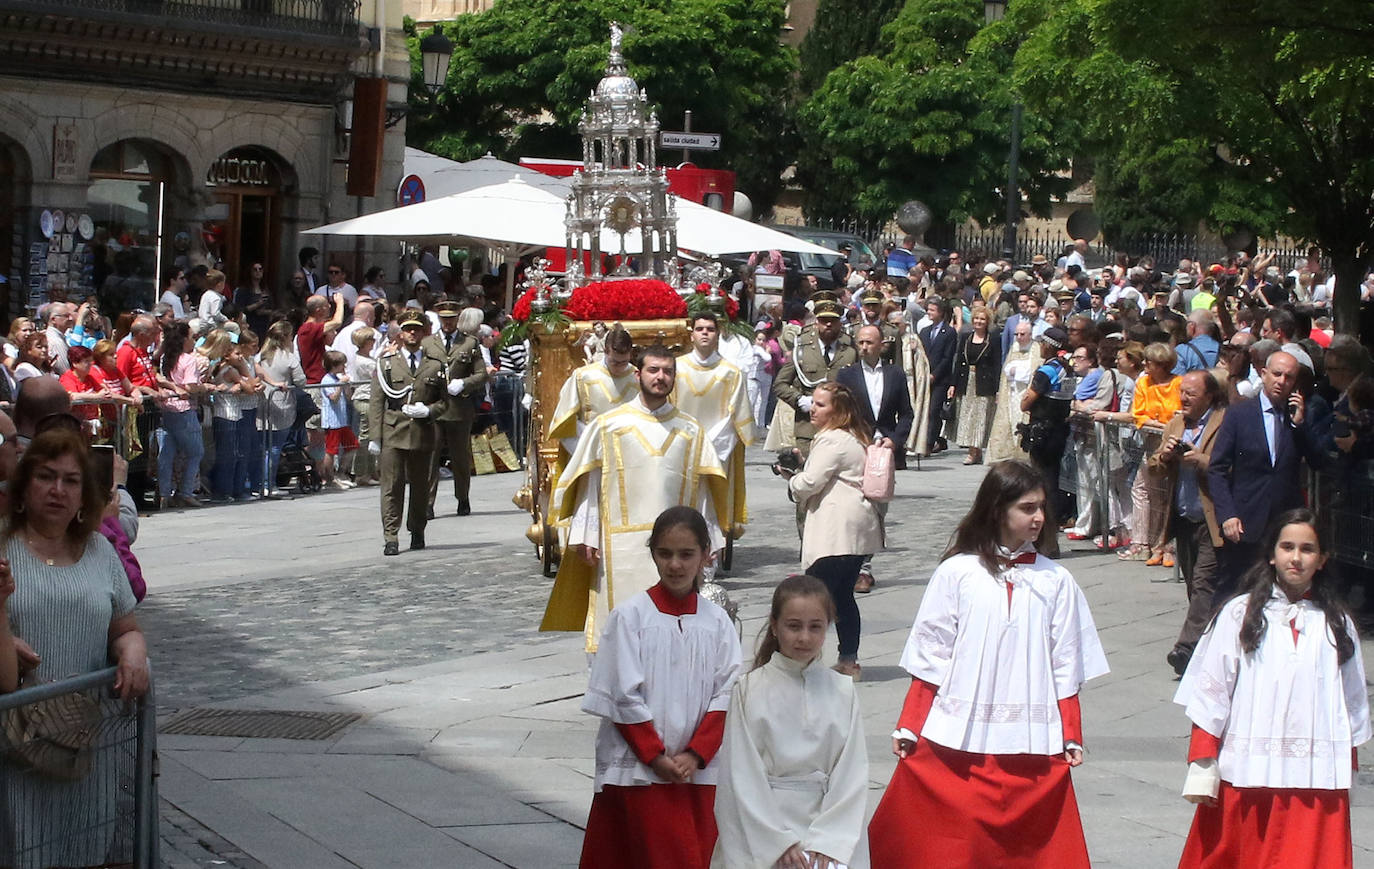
left=368, top=441, right=381, bottom=456
left=447, top=378, right=466, bottom=396
left=797, top=395, right=814, bottom=413
left=401, top=403, right=430, bottom=419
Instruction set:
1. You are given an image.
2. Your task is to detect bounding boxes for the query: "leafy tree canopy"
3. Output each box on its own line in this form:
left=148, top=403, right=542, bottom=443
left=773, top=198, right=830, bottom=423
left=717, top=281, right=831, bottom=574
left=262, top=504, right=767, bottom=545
left=794, top=0, right=1074, bottom=227
left=1013, top=0, right=1374, bottom=330
left=798, top=0, right=906, bottom=93
left=406, top=0, right=797, bottom=213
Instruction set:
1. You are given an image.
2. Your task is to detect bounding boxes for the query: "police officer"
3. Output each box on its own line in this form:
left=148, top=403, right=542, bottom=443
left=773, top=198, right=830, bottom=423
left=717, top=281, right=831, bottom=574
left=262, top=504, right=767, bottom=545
left=773, top=295, right=858, bottom=456
left=421, top=301, right=488, bottom=518
left=370, top=310, right=448, bottom=556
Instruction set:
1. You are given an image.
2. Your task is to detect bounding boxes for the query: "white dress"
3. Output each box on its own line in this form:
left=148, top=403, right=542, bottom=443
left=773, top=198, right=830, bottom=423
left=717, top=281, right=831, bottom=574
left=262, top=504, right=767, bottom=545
left=898, top=552, right=1110, bottom=755
left=712, top=653, right=869, bottom=869
left=1175, top=589, right=1372, bottom=789
left=581, top=590, right=741, bottom=791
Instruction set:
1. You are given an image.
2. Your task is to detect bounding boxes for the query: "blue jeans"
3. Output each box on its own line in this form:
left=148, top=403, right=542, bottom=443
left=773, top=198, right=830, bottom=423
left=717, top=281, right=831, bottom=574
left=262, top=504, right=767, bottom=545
left=238, top=410, right=261, bottom=495
left=210, top=417, right=239, bottom=498
left=158, top=409, right=204, bottom=498
left=264, top=428, right=290, bottom=492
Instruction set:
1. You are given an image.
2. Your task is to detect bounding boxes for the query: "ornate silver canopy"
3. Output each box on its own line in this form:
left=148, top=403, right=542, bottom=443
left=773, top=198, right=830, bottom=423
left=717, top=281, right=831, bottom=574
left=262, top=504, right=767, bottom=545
left=564, top=22, right=678, bottom=287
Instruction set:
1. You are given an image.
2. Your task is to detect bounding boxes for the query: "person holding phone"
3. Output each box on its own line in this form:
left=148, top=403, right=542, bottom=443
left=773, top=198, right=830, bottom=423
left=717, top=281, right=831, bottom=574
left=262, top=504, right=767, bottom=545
left=1207, top=351, right=1326, bottom=601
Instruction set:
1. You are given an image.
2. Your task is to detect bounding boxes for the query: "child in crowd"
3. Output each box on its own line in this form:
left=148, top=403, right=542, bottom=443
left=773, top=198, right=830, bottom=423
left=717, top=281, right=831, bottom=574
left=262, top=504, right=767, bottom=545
left=712, top=575, right=869, bottom=869
left=1174, top=509, right=1369, bottom=868
left=236, top=330, right=263, bottom=498
left=349, top=327, right=378, bottom=486
left=579, top=506, right=741, bottom=869
left=868, top=460, right=1110, bottom=868
left=201, top=330, right=249, bottom=502
left=319, top=350, right=358, bottom=491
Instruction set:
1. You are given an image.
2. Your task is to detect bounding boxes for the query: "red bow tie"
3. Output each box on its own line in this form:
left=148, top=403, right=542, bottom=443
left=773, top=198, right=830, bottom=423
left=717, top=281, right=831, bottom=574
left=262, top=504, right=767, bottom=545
left=1008, top=551, right=1037, bottom=566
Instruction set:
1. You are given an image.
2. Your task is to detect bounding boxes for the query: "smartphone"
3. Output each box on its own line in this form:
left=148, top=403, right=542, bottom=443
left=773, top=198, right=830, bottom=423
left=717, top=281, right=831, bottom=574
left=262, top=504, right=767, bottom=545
left=90, top=444, right=115, bottom=493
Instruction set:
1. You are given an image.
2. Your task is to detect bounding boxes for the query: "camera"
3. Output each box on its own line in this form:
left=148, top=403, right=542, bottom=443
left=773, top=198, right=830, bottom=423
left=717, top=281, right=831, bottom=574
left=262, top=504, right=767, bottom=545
left=1171, top=439, right=1193, bottom=457
left=771, top=450, right=803, bottom=477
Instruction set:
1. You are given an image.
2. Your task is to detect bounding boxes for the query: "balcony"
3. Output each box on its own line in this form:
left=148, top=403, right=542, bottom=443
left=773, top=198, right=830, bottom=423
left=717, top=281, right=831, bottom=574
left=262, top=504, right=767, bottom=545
left=0, top=0, right=368, bottom=102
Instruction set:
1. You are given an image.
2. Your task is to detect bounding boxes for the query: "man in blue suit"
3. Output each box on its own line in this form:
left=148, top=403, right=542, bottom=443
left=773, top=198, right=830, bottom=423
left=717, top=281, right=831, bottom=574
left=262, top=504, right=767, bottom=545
left=838, top=325, right=914, bottom=592
left=1207, top=350, right=1322, bottom=594
left=919, top=297, right=958, bottom=454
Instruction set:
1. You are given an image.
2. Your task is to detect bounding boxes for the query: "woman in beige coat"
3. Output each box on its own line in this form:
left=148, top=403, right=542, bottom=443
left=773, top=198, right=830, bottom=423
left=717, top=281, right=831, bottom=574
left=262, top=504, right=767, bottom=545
left=779, top=382, right=884, bottom=680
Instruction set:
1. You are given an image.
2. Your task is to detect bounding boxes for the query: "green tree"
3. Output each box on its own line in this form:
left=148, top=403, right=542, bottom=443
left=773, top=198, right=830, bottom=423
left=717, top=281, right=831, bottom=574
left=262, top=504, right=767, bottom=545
left=1015, top=0, right=1374, bottom=333
left=406, top=0, right=798, bottom=214
left=798, top=0, right=906, bottom=93
left=794, top=0, right=1074, bottom=229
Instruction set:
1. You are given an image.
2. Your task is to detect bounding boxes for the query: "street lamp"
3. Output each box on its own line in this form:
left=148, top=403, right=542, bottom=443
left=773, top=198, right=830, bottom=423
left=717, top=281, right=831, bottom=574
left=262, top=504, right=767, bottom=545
left=419, top=29, right=454, bottom=96
left=984, top=0, right=1020, bottom=261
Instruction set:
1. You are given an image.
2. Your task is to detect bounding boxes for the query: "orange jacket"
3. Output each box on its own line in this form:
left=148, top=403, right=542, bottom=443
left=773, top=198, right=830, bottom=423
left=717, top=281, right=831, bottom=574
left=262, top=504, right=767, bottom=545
left=1131, top=373, right=1181, bottom=427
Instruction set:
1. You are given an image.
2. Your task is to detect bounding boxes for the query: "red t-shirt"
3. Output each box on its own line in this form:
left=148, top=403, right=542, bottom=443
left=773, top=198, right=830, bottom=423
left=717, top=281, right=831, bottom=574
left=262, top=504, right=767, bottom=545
left=116, top=342, right=159, bottom=390
left=297, top=320, right=326, bottom=383
left=60, top=369, right=104, bottom=421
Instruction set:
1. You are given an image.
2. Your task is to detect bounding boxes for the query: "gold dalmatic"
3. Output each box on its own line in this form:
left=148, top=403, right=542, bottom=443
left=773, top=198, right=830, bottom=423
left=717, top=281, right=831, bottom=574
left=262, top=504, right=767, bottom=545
left=671, top=353, right=755, bottom=531
left=540, top=402, right=726, bottom=652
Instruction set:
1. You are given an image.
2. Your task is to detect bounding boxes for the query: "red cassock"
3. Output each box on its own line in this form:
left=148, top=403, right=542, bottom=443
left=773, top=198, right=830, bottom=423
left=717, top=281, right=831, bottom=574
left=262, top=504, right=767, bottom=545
left=1177, top=726, right=1355, bottom=869
left=867, top=678, right=1091, bottom=869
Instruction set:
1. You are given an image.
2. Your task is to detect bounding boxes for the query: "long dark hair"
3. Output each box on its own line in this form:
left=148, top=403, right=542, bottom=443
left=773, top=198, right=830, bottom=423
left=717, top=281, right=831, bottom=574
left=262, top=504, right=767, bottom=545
left=1233, top=508, right=1355, bottom=664
left=752, top=575, right=835, bottom=670
left=646, top=506, right=710, bottom=590
left=158, top=321, right=190, bottom=378
left=943, top=460, right=1056, bottom=575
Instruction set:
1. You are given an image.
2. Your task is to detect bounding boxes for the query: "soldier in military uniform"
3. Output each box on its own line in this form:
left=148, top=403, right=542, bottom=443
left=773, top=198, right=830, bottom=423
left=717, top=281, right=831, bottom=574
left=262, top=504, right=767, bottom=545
left=851, top=287, right=901, bottom=365
left=421, top=302, right=489, bottom=518
left=370, top=310, right=449, bottom=556
left=772, top=295, right=858, bottom=457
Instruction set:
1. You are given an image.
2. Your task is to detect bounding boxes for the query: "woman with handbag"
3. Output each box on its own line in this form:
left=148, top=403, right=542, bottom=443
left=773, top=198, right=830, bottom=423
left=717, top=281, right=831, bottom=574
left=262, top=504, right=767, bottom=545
left=949, top=308, right=1002, bottom=465
left=1, top=424, right=149, bottom=868
left=775, top=382, right=883, bottom=681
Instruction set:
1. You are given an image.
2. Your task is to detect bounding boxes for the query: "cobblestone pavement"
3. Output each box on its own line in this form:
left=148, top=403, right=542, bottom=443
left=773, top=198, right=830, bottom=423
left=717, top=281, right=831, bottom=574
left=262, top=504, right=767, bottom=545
left=139, top=450, right=965, bottom=866
left=138, top=453, right=954, bottom=712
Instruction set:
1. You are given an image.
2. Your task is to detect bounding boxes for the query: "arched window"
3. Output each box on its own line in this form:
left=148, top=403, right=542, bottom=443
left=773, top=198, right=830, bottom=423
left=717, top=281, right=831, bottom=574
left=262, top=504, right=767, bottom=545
left=86, top=140, right=173, bottom=311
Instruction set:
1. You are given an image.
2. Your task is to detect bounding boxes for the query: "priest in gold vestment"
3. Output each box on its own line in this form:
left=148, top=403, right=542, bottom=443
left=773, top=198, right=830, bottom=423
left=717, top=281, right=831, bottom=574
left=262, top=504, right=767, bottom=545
left=546, top=325, right=638, bottom=462
left=540, top=345, right=727, bottom=652
left=672, top=312, right=755, bottom=568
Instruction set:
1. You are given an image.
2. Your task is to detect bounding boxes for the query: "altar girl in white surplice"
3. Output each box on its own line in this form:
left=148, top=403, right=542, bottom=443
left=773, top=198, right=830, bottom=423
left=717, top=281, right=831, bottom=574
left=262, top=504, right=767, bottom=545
left=1175, top=508, right=1371, bottom=869
left=712, top=575, right=869, bottom=869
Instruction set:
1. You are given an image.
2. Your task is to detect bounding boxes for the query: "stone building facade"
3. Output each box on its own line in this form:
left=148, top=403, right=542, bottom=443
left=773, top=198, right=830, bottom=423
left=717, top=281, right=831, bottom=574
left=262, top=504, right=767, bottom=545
left=0, top=0, right=411, bottom=317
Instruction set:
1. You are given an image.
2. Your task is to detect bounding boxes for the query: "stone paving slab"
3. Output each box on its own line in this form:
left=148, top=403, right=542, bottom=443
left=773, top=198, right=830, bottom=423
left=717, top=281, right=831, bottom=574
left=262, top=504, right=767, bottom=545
left=134, top=449, right=1374, bottom=867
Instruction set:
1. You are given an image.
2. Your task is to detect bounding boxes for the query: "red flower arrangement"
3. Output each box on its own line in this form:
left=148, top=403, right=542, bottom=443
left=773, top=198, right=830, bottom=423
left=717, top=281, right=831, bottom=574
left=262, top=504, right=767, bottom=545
left=511, top=286, right=540, bottom=322
left=563, top=279, right=687, bottom=321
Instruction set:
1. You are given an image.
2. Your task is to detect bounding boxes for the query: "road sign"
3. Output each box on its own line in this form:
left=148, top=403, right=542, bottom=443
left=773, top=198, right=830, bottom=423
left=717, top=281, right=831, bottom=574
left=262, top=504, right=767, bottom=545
left=397, top=175, right=426, bottom=206
left=660, top=131, right=721, bottom=151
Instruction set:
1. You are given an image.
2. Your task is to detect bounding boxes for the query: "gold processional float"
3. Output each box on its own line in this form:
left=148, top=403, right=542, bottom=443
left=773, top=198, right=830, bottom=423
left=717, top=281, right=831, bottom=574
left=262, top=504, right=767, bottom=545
left=507, top=25, right=748, bottom=613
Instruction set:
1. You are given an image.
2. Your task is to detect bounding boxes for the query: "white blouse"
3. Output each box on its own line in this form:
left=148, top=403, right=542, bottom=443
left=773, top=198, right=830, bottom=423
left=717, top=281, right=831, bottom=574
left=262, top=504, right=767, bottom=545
left=899, top=552, right=1110, bottom=755
left=1175, top=589, right=1371, bottom=790
left=582, top=590, right=741, bottom=791
left=712, top=653, right=869, bottom=869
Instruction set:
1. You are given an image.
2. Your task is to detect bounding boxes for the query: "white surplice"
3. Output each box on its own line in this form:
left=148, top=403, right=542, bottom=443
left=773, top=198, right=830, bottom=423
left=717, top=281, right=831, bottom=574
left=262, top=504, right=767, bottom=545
left=582, top=591, right=741, bottom=791
left=1175, top=589, right=1372, bottom=790
left=898, top=552, right=1110, bottom=755
left=712, top=653, right=869, bottom=869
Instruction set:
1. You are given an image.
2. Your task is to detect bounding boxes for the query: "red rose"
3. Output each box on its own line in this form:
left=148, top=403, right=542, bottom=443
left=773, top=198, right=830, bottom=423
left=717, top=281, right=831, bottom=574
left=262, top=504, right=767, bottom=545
left=511, top=287, right=539, bottom=322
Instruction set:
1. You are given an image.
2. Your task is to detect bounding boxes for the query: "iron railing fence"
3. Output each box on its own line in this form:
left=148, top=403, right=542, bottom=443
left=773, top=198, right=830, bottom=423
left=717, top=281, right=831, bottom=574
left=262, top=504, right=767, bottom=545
left=8, top=0, right=362, bottom=37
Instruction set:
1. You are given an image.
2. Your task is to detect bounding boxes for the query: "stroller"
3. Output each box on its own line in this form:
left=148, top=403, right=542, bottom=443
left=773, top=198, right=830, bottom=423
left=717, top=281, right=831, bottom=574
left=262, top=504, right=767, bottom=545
left=276, top=444, right=322, bottom=494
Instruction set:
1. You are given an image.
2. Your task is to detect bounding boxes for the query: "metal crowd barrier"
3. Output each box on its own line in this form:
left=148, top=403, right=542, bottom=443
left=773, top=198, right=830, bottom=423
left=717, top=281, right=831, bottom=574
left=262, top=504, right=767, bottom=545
left=1309, top=466, right=1374, bottom=570
left=0, top=666, right=158, bottom=868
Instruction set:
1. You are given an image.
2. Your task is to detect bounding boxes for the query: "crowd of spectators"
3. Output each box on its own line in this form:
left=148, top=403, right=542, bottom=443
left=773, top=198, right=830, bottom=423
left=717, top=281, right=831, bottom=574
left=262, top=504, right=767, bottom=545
left=1, top=251, right=527, bottom=510
left=742, top=240, right=1374, bottom=674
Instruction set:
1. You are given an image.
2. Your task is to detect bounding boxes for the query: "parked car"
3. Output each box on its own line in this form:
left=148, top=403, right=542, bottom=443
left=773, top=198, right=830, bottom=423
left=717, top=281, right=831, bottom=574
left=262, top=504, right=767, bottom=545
left=764, top=226, right=878, bottom=290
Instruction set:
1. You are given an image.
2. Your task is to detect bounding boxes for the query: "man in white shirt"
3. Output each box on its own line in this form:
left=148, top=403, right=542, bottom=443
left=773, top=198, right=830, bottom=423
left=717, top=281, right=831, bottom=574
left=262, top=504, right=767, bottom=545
left=330, top=299, right=376, bottom=368
left=40, top=302, right=73, bottom=374
left=323, top=264, right=359, bottom=311
left=1064, top=238, right=1088, bottom=272
left=158, top=268, right=188, bottom=319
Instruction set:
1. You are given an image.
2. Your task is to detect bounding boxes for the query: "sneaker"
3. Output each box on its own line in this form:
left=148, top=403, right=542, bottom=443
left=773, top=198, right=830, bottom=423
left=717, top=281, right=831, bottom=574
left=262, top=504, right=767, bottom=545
left=326, top=479, right=355, bottom=491
left=174, top=495, right=203, bottom=509
left=266, top=489, right=293, bottom=500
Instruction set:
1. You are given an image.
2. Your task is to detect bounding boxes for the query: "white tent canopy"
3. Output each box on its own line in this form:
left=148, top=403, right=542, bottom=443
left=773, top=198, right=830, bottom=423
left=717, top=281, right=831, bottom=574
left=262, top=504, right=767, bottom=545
left=308, top=172, right=839, bottom=260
